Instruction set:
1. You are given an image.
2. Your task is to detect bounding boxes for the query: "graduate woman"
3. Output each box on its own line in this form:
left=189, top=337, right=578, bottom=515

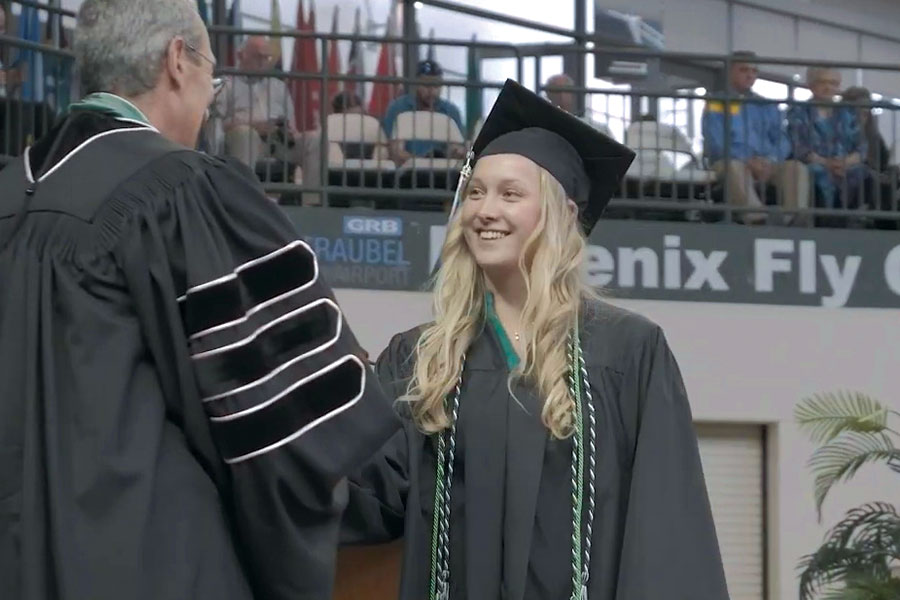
left=343, top=80, right=729, bottom=600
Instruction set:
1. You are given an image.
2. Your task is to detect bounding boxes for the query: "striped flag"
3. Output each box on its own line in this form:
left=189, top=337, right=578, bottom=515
left=344, top=7, right=363, bottom=95
left=270, top=0, right=282, bottom=70
left=225, top=0, right=243, bottom=68
left=326, top=6, right=341, bottom=106
left=367, top=0, right=399, bottom=118
left=43, top=11, right=72, bottom=112
left=15, top=4, right=43, bottom=102
left=465, top=35, right=482, bottom=138
left=290, top=0, right=320, bottom=130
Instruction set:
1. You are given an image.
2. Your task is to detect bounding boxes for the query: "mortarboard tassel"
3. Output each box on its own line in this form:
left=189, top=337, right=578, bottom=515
left=447, top=150, right=474, bottom=222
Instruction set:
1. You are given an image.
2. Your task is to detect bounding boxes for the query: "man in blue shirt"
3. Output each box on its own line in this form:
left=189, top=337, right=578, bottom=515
left=382, top=59, right=465, bottom=165
left=702, top=51, right=809, bottom=224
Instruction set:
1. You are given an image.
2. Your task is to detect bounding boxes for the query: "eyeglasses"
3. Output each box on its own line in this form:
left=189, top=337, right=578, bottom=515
left=185, top=42, right=225, bottom=99
left=186, top=42, right=216, bottom=69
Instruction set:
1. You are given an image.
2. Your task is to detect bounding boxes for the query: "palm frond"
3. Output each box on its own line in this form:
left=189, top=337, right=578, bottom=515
left=820, top=575, right=900, bottom=600
left=796, top=391, right=890, bottom=443
left=822, top=502, right=900, bottom=550
left=798, top=546, right=879, bottom=600
left=809, top=432, right=900, bottom=518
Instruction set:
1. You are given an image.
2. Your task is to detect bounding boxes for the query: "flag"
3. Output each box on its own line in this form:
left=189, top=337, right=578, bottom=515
left=290, top=0, right=320, bottom=130
left=15, top=4, right=43, bottom=102
left=43, top=11, right=69, bottom=49
left=303, top=0, right=320, bottom=128
left=344, top=7, right=363, bottom=95
left=426, top=27, right=435, bottom=62
left=43, top=11, right=72, bottom=112
left=225, top=0, right=243, bottom=68
left=465, top=34, right=482, bottom=138
left=367, top=0, right=399, bottom=118
left=326, top=6, right=341, bottom=107
left=270, top=0, right=282, bottom=70
left=196, top=0, right=209, bottom=25
left=289, top=0, right=306, bottom=127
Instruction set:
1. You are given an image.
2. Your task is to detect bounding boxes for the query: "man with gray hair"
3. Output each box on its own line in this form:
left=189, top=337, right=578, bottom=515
left=544, top=73, right=614, bottom=139
left=0, top=1, right=397, bottom=599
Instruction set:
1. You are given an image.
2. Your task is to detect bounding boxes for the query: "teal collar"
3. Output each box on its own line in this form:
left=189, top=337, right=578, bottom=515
left=67, top=92, right=151, bottom=125
left=485, top=292, right=520, bottom=370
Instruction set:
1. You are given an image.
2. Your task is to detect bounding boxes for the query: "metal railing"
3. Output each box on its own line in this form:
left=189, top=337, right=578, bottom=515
left=1, top=18, right=898, bottom=229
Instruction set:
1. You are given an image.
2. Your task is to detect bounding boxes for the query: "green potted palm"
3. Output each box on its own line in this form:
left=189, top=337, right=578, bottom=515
left=795, top=391, right=900, bottom=599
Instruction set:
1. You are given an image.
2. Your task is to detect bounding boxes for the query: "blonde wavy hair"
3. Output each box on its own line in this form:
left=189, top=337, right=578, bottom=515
left=404, top=166, right=595, bottom=439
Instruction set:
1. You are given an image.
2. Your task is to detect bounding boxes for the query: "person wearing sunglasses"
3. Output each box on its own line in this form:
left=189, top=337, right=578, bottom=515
left=0, top=1, right=398, bottom=599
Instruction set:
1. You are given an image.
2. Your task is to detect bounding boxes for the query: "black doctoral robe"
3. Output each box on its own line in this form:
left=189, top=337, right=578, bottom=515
left=0, top=112, right=398, bottom=599
left=342, top=301, right=730, bottom=600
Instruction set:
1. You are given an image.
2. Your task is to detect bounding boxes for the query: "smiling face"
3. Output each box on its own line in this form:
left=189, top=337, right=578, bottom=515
left=461, top=153, right=545, bottom=278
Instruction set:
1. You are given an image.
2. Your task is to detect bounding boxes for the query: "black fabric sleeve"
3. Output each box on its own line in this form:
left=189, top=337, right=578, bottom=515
left=615, top=327, right=730, bottom=600
left=341, top=331, right=418, bottom=544
left=126, top=154, right=399, bottom=599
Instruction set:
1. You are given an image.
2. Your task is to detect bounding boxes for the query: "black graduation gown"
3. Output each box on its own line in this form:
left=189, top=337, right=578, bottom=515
left=0, top=113, right=398, bottom=599
left=342, top=301, right=730, bottom=600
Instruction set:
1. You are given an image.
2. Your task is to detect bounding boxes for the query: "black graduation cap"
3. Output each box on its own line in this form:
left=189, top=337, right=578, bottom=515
left=452, top=79, right=635, bottom=234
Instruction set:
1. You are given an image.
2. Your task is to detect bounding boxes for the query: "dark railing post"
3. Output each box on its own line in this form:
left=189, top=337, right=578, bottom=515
left=401, top=0, right=419, bottom=89
left=722, top=54, right=734, bottom=223
left=212, top=0, right=228, bottom=67
left=319, top=35, right=329, bottom=207
left=573, top=0, right=587, bottom=117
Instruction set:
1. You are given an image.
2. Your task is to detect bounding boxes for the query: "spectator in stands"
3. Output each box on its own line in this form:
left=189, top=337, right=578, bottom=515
left=215, top=35, right=321, bottom=202
left=216, top=35, right=299, bottom=167
left=0, top=1, right=22, bottom=98
left=544, top=73, right=614, bottom=139
left=788, top=67, right=868, bottom=216
left=332, top=90, right=364, bottom=114
left=843, top=86, right=898, bottom=228
left=702, top=51, right=809, bottom=224
left=545, top=73, right=578, bottom=114
left=842, top=86, right=890, bottom=173
left=382, top=59, right=465, bottom=165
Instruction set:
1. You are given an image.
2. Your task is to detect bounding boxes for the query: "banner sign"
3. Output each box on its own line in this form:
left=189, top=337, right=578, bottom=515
left=284, top=207, right=900, bottom=308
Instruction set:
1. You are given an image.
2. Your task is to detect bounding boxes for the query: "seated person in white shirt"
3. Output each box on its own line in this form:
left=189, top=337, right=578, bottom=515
left=216, top=35, right=319, bottom=186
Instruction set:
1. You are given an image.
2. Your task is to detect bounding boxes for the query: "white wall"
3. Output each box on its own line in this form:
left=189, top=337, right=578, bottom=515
left=334, top=287, right=900, bottom=600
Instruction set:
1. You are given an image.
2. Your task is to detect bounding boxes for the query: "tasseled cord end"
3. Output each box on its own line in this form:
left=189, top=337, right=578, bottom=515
left=429, top=150, right=475, bottom=282
left=580, top=567, right=590, bottom=600
left=447, top=150, right=475, bottom=222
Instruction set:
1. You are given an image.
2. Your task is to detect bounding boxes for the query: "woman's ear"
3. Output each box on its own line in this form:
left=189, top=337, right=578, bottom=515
left=566, top=199, right=577, bottom=216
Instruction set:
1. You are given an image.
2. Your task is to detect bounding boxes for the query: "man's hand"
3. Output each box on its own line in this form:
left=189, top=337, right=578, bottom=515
left=747, top=157, right=774, bottom=183
left=252, top=120, right=278, bottom=137
left=390, top=140, right=413, bottom=166
left=827, top=157, right=847, bottom=177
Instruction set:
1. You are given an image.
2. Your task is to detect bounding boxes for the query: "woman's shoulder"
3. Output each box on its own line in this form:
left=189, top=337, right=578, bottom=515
left=375, top=323, right=430, bottom=378
left=382, top=324, right=427, bottom=355
left=580, top=299, right=664, bottom=371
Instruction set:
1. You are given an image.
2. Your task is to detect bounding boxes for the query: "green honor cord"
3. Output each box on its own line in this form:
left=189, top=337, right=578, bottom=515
left=429, top=325, right=596, bottom=600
